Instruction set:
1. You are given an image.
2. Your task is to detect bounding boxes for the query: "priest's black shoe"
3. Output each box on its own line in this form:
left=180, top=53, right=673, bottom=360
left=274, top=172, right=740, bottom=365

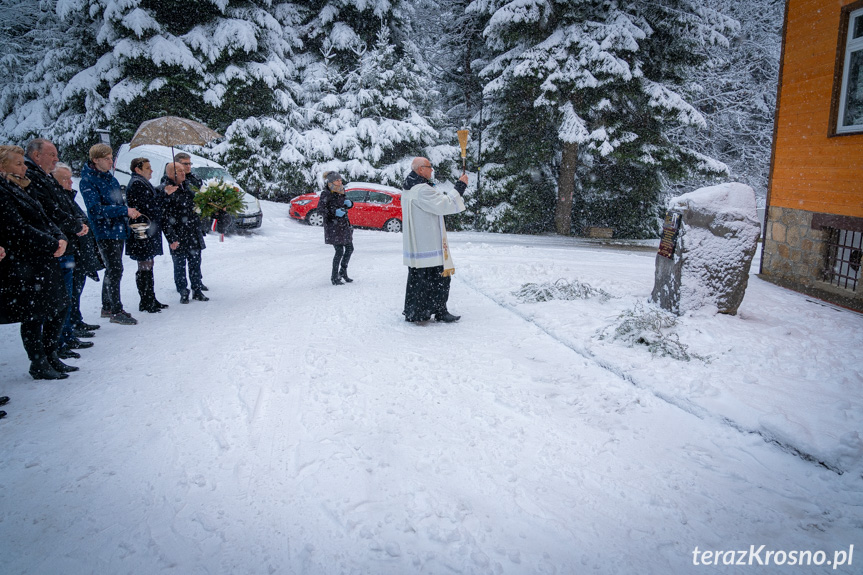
left=435, top=311, right=461, bottom=323
left=192, top=290, right=209, bottom=301
left=73, top=328, right=95, bottom=338
left=76, top=321, right=100, bottom=331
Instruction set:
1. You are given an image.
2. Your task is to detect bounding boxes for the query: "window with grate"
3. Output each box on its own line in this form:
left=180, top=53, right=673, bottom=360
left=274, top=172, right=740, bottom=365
left=824, top=228, right=863, bottom=291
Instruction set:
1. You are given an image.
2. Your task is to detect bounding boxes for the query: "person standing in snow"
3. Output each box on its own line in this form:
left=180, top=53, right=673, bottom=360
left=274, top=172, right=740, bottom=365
left=79, top=143, right=141, bottom=325
left=125, top=157, right=170, bottom=313
left=0, top=145, right=72, bottom=379
left=51, top=162, right=104, bottom=342
left=170, top=152, right=209, bottom=288
left=24, top=139, right=94, bottom=355
left=401, top=157, right=468, bottom=322
left=320, top=171, right=355, bottom=285
left=161, top=162, right=208, bottom=304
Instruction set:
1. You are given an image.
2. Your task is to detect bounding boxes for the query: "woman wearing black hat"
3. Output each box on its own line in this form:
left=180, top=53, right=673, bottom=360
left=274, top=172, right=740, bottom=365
left=320, top=171, right=355, bottom=285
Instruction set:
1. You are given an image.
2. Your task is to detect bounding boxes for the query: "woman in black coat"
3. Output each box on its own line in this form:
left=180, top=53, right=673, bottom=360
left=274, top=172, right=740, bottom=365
left=320, top=171, right=355, bottom=285
left=0, top=146, right=72, bottom=380
left=125, top=157, right=168, bottom=313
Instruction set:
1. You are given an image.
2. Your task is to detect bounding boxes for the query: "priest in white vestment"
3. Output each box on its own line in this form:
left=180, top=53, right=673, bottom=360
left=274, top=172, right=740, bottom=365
left=401, top=157, right=469, bottom=322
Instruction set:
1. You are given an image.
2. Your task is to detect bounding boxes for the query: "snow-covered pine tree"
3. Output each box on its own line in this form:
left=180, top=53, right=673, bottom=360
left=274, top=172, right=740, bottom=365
left=1, top=0, right=304, bottom=182
left=294, top=1, right=439, bottom=189
left=469, top=0, right=736, bottom=237
left=0, top=1, right=105, bottom=163
left=667, top=0, right=782, bottom=202
left=415, top=0, right=493, bottom=229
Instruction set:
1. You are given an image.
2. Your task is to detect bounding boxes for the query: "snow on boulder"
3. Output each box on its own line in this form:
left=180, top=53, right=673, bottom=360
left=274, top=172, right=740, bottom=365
left=651, top=182, right=761, bottom=315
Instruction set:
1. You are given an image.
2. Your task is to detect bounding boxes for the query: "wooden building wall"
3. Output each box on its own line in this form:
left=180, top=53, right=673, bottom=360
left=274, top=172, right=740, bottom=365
left=769, top=0, right=863, bottom=218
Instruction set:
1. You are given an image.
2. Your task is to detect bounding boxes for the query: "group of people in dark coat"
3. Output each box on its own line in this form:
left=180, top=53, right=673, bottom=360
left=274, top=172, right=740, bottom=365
left=0, top=142, right=101, bottom=382
left=1, top=140, right=211, bottom=385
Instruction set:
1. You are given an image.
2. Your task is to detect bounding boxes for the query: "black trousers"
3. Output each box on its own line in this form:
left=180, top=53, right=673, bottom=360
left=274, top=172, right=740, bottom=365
left=332, top=243, right=354, bottom=277
left=97, top=239, right=125, bottom=313
left=172, top=249, right=203, bottom=294
left=403, top=266, right=451, bottom=321
left=20, top=311, right=65, bottom=361
left=69, top=265, right=89, bottom=326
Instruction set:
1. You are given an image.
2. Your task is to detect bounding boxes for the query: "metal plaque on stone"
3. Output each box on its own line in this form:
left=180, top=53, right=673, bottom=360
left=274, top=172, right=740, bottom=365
left=658, top=211, right=681, bottom=259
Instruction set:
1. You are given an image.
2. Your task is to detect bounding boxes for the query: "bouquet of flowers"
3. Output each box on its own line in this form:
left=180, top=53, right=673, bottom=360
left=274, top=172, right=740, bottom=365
left=193, top=178, right=245, bottom=220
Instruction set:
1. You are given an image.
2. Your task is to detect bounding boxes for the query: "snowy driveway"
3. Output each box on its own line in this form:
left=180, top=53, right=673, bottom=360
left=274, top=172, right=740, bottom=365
left=1, top=201, right=860, bottom=574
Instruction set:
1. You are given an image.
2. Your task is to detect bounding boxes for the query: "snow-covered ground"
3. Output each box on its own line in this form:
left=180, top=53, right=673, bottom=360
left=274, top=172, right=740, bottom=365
left=1, top=200, right=861, bottom=574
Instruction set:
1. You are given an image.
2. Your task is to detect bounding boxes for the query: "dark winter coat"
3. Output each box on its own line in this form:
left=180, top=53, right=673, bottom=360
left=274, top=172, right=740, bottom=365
left=185, top=171, right=203, bottom=192
left=0, top=178, right=69, bottom=324
left=160, top=177, right=206, bottom=254
left=320, top=188, right=353, bottom=245
left=25, top=156, right=85, bottom=257
left=79, top=163, right=130, bottom=241
left=125, top=173, right=165, bottom=261
left=66, top=189, right=104, bottom=280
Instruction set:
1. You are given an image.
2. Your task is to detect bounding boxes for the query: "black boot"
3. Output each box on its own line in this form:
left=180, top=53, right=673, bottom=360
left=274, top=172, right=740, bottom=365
left=137, top=271, right=161, bottom=313
left=331, top=258, right=343, bottom=285
left=180, top=290, right=190, bottom=304
left=29, top=357, right=69, bottom=380
left=49, top=352, right=79, bottom=373
left=146, top=270, right=169, bottom=309
left=339, top=268, right=353, bottom=283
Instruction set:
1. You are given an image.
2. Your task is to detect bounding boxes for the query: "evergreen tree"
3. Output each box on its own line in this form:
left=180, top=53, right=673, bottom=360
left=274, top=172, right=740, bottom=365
left=667, top=0, right=782, bottom=201
left=287, top=1, right=441, bottom=193
left=0, top=1, right=104, bottom=163
left=1, top=0, right=304, bottom=174
left=469, top=0, right=736, bottom=237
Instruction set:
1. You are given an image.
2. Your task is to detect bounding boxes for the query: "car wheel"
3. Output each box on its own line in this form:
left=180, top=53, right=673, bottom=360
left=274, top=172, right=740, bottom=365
left=307, top=210, right=324, bottom=226
left=383, top=218, right=402, bottom=233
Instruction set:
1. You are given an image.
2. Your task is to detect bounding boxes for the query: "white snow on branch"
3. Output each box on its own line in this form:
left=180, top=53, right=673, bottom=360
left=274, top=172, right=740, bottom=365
left=644, top=79, right=706, bottom=128
left=121, top=8, right=160, bottom=38
left=558, top=102, right=589, bottom=144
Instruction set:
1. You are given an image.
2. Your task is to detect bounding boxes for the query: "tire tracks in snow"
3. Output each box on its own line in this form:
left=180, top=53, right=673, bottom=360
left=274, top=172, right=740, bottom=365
left=457, top=275, right=843, bottom=474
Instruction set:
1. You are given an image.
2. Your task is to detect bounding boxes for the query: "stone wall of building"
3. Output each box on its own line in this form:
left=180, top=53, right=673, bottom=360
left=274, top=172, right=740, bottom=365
left=761, top=206, right=863, bottom=310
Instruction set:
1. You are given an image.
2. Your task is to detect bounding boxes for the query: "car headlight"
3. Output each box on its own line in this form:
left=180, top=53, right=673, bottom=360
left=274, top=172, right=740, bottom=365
left=293, top=199, right=313, bottom=206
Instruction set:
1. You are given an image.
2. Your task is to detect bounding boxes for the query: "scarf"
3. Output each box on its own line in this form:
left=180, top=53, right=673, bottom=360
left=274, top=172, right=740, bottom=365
left=4, top=173, right=30, bottom=188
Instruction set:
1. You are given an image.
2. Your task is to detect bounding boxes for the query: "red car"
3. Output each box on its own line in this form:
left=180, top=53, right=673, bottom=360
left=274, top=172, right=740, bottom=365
left=290, top=182, right=403, bottom=232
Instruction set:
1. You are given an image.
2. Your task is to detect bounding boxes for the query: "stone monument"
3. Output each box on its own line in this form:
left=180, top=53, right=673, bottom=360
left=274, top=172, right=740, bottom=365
left=651, top=183, right=761, bottom=315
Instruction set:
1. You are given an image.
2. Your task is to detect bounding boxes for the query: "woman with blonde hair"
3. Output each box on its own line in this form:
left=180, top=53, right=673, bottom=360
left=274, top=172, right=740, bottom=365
left=0, top=145, right=74, bottom=379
